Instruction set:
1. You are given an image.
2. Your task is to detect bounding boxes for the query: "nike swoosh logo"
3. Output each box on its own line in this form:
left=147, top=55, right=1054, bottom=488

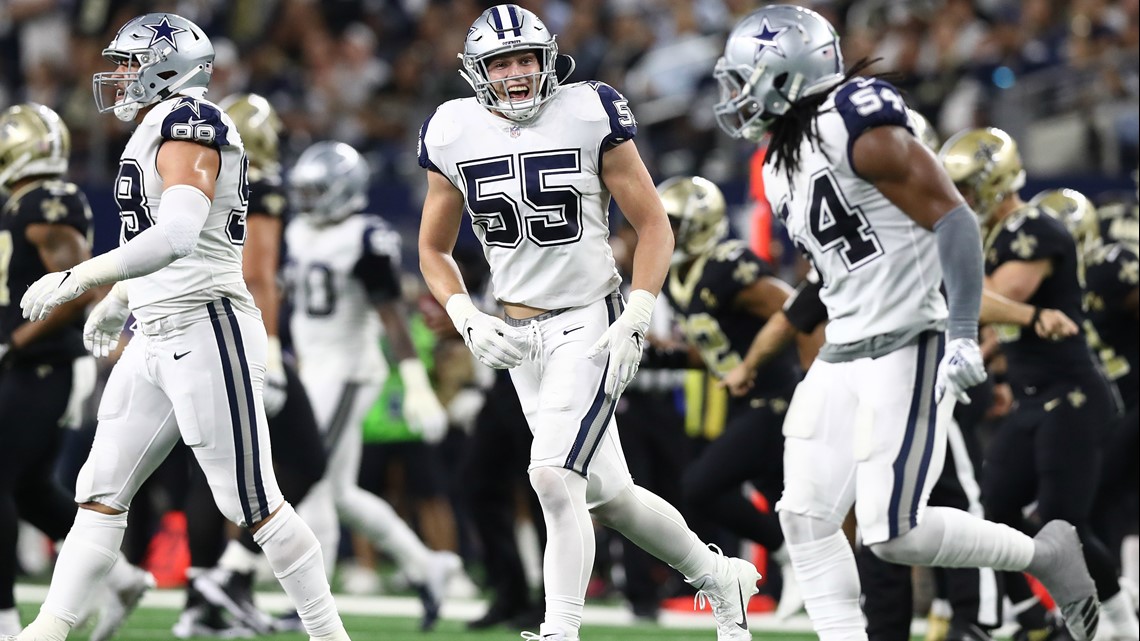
left=174, top=351, right=191, bottom=360
left=735, top=583, right=748, bottom=630
left=563, top=325, right=584, bottom=335
left=59, top=271, right=72, bottom=286
left=187, top=117, right=206, bottom=126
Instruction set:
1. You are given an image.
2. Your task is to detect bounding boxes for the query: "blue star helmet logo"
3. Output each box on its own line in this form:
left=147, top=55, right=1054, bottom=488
left=144, top=16, right=187, bottom=51
left=751, top=18, right=789, bottom=59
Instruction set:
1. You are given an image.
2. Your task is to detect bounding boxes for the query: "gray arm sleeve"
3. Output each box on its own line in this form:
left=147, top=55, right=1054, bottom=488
left=933, top=203, right=984, bottom=341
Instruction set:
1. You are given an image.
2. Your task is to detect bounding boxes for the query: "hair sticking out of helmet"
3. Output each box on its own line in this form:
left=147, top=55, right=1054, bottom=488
left=459, top=4, right=561, bottom=122
left=657, top=176, right=728, bottom=265
left=939, top=127, right=1026, bottom=223
left=290, top=141, right=370, bottom=225
left=0, top=103, right=71, bottom=190
left=92, top=13, right=215, bottom=122
left=218, top=93, right=282, bottom=171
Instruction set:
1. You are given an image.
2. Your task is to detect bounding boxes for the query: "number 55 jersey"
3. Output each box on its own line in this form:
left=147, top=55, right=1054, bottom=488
left=763, top=77, right=947, bottom=352
left=418, top=81, right=632, bottom=310
left=116, top=95, right=256, bottom=322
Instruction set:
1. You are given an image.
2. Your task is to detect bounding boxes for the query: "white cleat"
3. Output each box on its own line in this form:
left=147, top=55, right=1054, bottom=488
left=1099, top=590, right=1140, bottom=641
left=688, top=545, right=762, bottom=641
left=520, top=631, right=579, bottom=640
left=416, top=551, right=463, bottom=631
left=89, top=567, right=156, bottom=641
left=770, top=545, right=804, bottom=621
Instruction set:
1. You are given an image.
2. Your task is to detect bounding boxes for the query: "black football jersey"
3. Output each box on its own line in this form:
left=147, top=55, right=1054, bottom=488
left=1083, top=242, right=1139, bottom=409
left=0, top=179, right=92, bottom=364
left=984, top=206, right=1099, bottom=392
left=664, top=239, right=801, bottom=400
left=247, top=168, right=290, bottom=222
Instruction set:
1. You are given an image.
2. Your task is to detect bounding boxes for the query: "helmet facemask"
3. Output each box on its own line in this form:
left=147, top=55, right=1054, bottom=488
left=462, top=44, right=559, bottom=122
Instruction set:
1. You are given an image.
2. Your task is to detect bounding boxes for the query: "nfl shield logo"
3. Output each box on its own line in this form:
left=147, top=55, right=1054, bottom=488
left=509, top=125, right=522, bottom=139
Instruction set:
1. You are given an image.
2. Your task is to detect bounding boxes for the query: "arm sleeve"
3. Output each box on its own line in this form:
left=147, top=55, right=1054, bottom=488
left=933, top=203, right=984, bottom=340
left=783, top=275, right=828, bottom=333
left=352, top=224, right=403, bottom=304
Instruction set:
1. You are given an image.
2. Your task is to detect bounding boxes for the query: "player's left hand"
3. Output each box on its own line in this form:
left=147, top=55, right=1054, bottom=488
left=21, top=270, right=87, bottom=322
left=1032, top=308, right=1078, bottom=342
left=935, top=337, right=986, bottom=404
left=399, top=359, right=449, bottom=444
left=585, top=290, right=656, bottom=398
left=262, top=336, right=288, bottom=418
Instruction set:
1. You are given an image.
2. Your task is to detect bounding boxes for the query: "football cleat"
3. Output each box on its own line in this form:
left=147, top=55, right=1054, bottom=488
left=687, top=545, right=762, bottom=641
left=415, top=551, right=463, bottom=631
left=1027, top=521, right=1099, bottom=641
left=89, top=567, right=156, bottom=641
left=193, top=568, right=275, bottom=635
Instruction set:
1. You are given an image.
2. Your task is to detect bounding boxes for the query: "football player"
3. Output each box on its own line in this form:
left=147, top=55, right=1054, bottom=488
left=419, top=6, right=763, bottom=640
left=12, top=14, right=351, bottom=641
left=0, top=103, right=154, bottom=641
left=713, top=5, right=1098, bottom=640
left=284, top=140, right=458, bottom=631
left=657, top=175, right=809, bottom=619
left=173, top=93, right=328, bottom=638
left=942, top=128, right=1136, bottom=637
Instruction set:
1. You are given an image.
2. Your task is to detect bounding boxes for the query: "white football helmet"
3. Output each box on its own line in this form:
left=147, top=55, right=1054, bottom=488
left=93, top=13, right=214, bottom=122
left=459, top=4, right=560, bottom=122
left=714, top=5, right=845, bottom=142
left=290, top=141, right=370, bottom=225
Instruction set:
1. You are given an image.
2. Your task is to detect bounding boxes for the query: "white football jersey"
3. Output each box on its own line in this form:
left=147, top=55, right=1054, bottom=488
left=763, top=77, right=947, bottom=346
left=418, top=81, right=632, bottom=310
left=116, top=95, right=257, bottom=323
left=286, top=213, right=403, bottom=382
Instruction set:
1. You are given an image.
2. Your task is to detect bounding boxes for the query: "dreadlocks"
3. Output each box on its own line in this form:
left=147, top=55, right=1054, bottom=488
left=766, top=58, right=882, bottom=179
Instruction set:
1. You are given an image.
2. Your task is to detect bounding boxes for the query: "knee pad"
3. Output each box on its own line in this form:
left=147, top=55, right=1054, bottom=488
left=529, top=466, right=585, bottom=519
left=779, top=509, right=840, bottom=546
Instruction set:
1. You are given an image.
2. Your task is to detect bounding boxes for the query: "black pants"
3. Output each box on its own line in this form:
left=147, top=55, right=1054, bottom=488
left=460, top=371, right=545, bottom=611
left=610, top=388, right=688, bottom=612
left=984, top=372, right=1122, bottom=601
left=1091, top=402, right=1139, bottom=568
left=186, top=363, right=326, bottom=567
left=0, top=362, right=81, bottom=609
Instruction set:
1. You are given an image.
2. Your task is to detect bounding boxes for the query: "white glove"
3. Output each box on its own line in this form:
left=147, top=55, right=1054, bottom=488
left=83, top=284, right=131, bottom=359
left=446, top=294, right=529, bottom=369
left=262, top=336, right=288, bottom=418
left=935, top=337, right=986, bottom=404
left=585, top=290, right=655, bottom=398
left=21, top=269, right=90, bottom=322
left=59, top=356, right=97, bottom=429
left=399, top=358, right=448, bottom=444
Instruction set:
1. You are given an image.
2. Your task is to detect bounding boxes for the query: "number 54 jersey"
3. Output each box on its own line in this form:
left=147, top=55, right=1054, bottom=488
left=763, top=78, right=947, bottom=348
left=116, top=95, right=255, bottom=323
left=418, top=81, right=631, bottom=310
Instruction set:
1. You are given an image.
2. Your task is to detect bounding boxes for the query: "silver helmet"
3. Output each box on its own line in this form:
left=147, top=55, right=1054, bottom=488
left=290, top=141, right=370, bottom=225
left=459, top=4, right=560, bottom=122
left=906, top=108, right=940, bottom=152
left=714, top=5, right=844, bottom=142
left=93, top=13, right=214, bottom=122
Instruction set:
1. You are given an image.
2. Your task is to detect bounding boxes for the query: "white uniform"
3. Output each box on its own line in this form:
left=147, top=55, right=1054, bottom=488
left=285, top=212, right=425, bottom=576
left=764, top=77, right=952, bottom=544
left=419, top=81, right=634, bottom=504
left=78, top=95, right=282, bottom=528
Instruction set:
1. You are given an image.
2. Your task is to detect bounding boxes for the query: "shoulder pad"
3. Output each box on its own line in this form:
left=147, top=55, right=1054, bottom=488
left=160, top=97, right=231, bottom=149
left=583, top=81, right=637, bottom=146
left=418, top=102, right=466, bottom=171
left=833, top=77, right=910, bottom=163
left=9, top=180, right=91, bottom=229
left=993, top=207, right=1071, bottom=262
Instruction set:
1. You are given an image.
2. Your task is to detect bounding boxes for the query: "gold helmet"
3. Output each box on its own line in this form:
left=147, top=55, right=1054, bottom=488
left=657, top=175, right=727, bottom=263
left=218, top=93, right=282, bottom=171
left=0, top=103, right=70, bottom=190
left=938, top=127, right=1025, bottom=221
left=906, top=108, right=940, bottom=152
left=1031, top=188, right=1100, bottom=253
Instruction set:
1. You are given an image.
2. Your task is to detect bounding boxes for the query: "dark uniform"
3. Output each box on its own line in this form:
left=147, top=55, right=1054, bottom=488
left=1084, top=242, right=1140, bottom=567
left=0, top=179, right=92, bottom=610
left=185, top=169, right=326, bottom=570
left=981, top=206, right=1123, bottom=602
left=663, top=239, right=800, bottom=554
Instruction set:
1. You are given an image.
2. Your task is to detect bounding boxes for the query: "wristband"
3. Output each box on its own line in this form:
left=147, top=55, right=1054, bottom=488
left=1027, top=306, right=1042, bottom=329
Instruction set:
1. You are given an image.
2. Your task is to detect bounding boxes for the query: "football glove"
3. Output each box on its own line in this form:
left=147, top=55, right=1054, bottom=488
left=83, top=284, right=131, bottom=359
left=262, top=336, right=288, bottom=418
left=446, top=294, right=529, bottom=369
left=59, top=356, right=97, bottom=429
left=398, top=358, right=448, bottom=444
left=935, top=337, right=986, bottom=404
left=22, top=269, right=90, bottom=322
left=585, top=289, right=655, bottom=398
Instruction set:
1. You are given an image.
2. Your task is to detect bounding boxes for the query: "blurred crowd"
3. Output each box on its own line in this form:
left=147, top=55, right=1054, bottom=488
left=2, top=0, right=1138, bottom=214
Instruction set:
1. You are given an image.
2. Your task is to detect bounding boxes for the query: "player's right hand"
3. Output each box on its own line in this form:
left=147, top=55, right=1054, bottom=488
left=1032, top=308, right=1078, bottom=342
left=720, top=362, right=756, bottom=397
left=461, top=312, right=528, bottom=369
left=935, top=337, right=986, bottom=404
left=83, top=289, right=131, bottom=359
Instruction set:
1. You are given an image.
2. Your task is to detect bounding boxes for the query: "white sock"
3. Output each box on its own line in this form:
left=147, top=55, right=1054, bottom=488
left=530, top=467, right=592, bottom=635
left=0, top=608, right=20, bottom=635
left=41, top=509, right=128, bottom=626
left=788, top=531, right=866, bottom=641
left=336, top=485, right=432, bottom=582
left=253, top=503, right=345, bottom=638
left=296, top=480, right=340, bottom=578
left=591, top=484, right=712, bottom=581
left=217, top=539, right=260, bottom=575
left=869, top=507, right=1034, bottom=570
